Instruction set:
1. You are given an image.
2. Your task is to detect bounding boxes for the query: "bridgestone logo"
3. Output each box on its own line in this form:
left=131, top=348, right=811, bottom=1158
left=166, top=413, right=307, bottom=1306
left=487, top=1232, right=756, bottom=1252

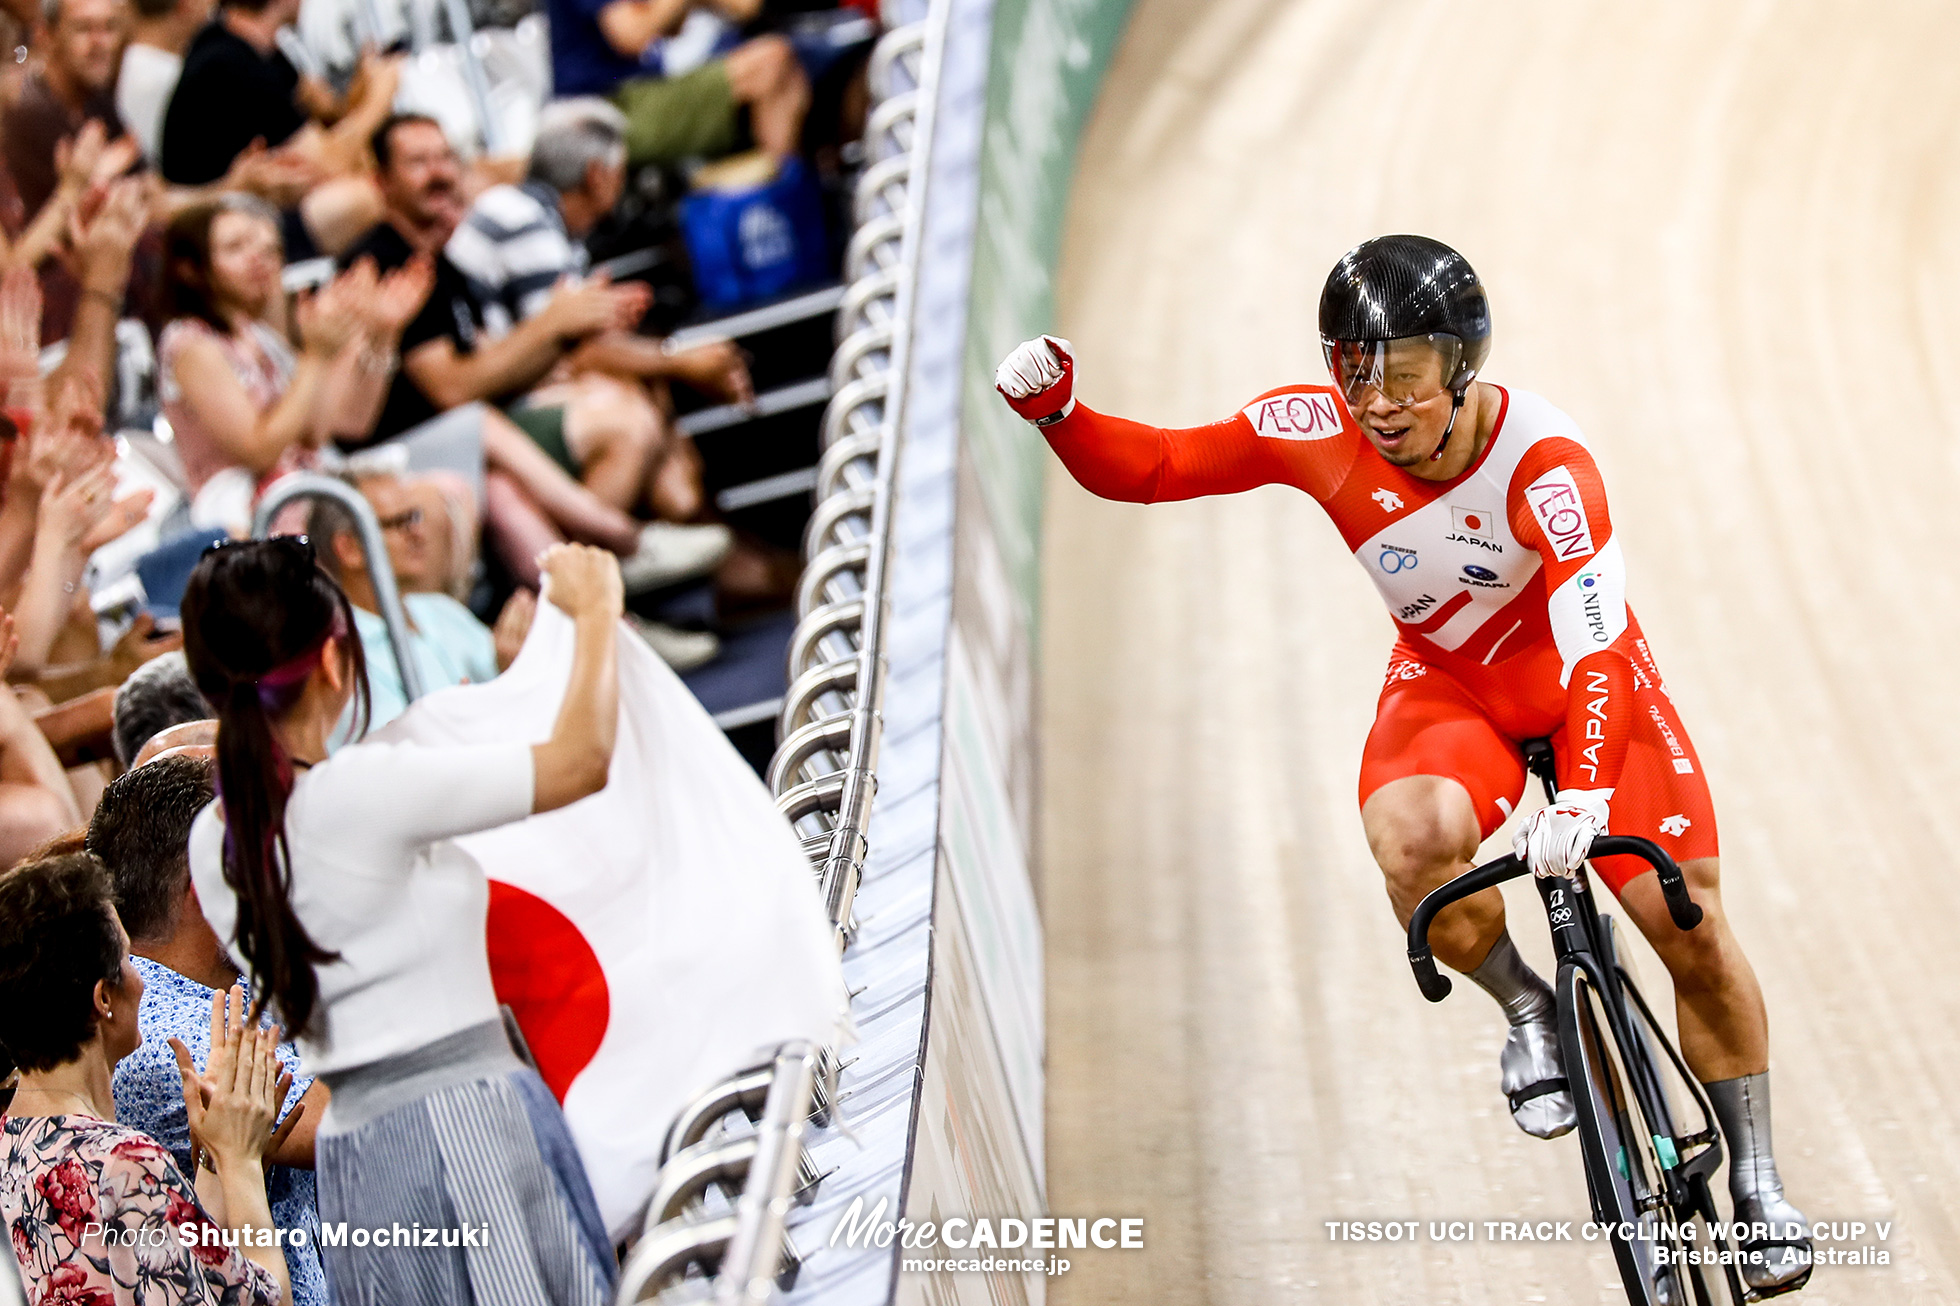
left=1524, top=467, right=1595, bottom=560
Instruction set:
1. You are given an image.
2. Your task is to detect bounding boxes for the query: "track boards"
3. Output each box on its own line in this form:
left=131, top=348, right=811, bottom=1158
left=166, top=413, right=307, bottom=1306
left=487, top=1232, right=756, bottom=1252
left=1043, top=1, right=1960, bottom=1302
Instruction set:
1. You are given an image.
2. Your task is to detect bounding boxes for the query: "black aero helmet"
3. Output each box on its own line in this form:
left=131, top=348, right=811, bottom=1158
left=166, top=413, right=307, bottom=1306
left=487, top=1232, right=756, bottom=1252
left=1319, top=235, right=1491, bottom=409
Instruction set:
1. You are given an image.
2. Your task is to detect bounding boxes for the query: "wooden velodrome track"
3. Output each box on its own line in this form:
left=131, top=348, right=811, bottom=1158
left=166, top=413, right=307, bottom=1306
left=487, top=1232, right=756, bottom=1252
left=1038, top=2, right=1960, bottom=1302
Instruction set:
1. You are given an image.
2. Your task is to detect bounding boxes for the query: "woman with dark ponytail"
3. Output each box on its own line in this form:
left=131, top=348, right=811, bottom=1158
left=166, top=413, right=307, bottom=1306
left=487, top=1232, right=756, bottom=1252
left=180, top=536, right=625, bottom=1306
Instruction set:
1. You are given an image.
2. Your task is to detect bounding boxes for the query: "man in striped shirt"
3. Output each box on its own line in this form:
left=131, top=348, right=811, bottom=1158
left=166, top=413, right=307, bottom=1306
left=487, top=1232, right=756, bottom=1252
left=448, top=98, right=754, bottom=520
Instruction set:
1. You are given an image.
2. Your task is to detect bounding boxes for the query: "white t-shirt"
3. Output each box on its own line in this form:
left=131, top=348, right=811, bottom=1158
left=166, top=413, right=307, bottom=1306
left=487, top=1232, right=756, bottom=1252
left=188, top=739, right=535, bottom=1075
left=116, top=43, right=183, bottom=165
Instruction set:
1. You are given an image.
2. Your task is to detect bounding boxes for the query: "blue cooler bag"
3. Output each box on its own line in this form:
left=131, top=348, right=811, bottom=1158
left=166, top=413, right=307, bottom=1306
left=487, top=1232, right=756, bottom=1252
left=680, top=156, right=830, bottom=309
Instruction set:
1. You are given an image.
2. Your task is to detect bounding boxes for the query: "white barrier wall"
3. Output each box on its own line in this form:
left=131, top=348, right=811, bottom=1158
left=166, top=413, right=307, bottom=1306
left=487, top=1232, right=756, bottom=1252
left=873, top=2, right=1134, bottom=1304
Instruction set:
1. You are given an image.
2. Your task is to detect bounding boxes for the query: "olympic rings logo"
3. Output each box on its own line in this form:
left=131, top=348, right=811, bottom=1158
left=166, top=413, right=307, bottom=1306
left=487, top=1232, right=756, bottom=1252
left=1379, top=547, right=1418, bottom=574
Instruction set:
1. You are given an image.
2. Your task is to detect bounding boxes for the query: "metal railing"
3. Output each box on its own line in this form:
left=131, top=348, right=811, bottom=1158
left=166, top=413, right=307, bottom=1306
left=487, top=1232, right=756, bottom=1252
left=770, top=8, right=930, bottom=953
left=617, top=2, right=941, bottom=1299
left=616, top=1042, right=826, bottom=1302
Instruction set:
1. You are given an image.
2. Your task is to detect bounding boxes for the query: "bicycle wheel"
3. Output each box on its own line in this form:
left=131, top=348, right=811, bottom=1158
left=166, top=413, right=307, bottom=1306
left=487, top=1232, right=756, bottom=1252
left=1603, top=950, right=1736, bottom=1302
left=1559, top=960, right=1690, bottom=1305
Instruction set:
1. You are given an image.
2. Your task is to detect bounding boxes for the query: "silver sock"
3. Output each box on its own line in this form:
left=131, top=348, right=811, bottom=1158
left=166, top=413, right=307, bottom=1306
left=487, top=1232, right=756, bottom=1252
left=1467, top=931, right=1554, bottom=1027
left=1703, top=1071, right=1786, bottom=1207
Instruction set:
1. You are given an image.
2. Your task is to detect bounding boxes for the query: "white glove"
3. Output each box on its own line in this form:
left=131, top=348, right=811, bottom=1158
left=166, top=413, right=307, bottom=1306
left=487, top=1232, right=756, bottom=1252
left=994, top=335, right=1076, bottom=423
left=1513, top=789, right=1612, bottom=878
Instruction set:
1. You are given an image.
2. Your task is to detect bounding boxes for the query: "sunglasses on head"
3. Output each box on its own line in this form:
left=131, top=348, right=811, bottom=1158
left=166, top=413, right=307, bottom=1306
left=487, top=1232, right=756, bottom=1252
left=201, top=534, right=317, bottom=562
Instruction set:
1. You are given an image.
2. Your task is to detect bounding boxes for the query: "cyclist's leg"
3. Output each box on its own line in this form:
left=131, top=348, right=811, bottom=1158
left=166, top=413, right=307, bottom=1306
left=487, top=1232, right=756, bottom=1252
left=1358, top=653, right=1522, bottom=963
left=1360, top=652, right=1575, bottom=1139
left=1577, top=690, right=1763, bottom=1080
left=1573, top=655, right=1809, bottom=1292
left=1610, top=857, right=1765, bottom=1078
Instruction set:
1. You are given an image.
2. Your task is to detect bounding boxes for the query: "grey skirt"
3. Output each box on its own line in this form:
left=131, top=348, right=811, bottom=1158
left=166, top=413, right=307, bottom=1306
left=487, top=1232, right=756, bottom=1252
left=313, top=1020, right=616, bottom=1306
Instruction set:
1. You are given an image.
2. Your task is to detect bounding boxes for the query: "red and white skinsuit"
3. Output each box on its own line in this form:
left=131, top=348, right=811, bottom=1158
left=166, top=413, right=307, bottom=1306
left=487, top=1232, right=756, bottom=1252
left=1040, top=382, right=1716, bottom=894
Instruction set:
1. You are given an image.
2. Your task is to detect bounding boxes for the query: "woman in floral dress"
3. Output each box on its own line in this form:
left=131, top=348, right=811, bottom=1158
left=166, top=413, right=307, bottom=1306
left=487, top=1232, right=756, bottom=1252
left=0, top=853, right=294, bottom=1305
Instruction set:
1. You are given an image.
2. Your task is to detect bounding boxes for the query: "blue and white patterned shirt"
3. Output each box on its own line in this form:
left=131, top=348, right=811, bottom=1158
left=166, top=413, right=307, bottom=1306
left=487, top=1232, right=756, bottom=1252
left=111, top=956, right=330, bottom=1306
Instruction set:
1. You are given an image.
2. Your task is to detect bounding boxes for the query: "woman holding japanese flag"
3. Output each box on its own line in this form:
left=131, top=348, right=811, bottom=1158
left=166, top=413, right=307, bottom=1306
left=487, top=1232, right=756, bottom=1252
left=179, top=536, right=624, bottom=1306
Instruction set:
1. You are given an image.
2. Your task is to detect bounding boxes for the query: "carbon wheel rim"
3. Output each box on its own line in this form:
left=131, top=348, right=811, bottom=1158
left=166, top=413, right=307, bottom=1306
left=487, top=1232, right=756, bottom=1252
left=1561, top=962, right=1673, bottom=1304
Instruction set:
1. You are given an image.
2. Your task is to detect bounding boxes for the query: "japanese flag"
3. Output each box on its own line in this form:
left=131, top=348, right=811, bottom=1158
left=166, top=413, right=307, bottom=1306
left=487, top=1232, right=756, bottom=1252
left=373, top=602, right=851, bottom=1239
left=1450, top=506, right=1495, bottom=539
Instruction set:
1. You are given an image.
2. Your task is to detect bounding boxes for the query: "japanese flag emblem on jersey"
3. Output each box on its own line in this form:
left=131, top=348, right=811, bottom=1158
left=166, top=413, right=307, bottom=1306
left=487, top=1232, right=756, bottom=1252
left=1524, top=467, right=1596, bottom=560
left=1450, top=506, right=1495, bottom=540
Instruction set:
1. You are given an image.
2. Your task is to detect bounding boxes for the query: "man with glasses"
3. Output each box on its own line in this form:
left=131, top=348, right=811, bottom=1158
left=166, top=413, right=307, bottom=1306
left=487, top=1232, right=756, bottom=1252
left=304, top=470, right=535, bottom=731
left=994, top=235, right=1812, bottom=1296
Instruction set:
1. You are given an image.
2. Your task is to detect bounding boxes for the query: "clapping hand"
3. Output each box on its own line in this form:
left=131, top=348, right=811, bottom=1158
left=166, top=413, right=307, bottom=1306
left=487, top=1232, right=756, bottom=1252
left=15, top=375, right=114, bottom=495
left=294, top=267, right=369, bottom=360
left=67, top=177, right=148, bottom=291
left=224, top=139, right=325, bottom=209
left=359, top=255, right=435, bottom=342
left=541, top=272, right=653, bottom=341
left=347, top=47, right=404, bottom=116
left=29, top=374, right=150, bottom=549
left=171, top=986, right=303, bottom=1175
left=39, top=461, right=154, bottom=556
left=52, top=121, right=140, bottom=200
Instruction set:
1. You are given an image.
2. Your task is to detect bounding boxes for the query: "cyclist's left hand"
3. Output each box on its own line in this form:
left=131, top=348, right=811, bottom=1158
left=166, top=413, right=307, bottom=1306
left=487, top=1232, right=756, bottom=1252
left=1514, top=789, right=1611, bottom=877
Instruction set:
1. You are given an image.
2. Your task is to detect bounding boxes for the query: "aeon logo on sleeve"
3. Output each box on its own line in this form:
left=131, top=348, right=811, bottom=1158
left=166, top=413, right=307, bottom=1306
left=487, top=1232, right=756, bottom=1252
left=1524, top=467, right=1596, bottom=560
left=1242, top=392, right=1343, bottom=440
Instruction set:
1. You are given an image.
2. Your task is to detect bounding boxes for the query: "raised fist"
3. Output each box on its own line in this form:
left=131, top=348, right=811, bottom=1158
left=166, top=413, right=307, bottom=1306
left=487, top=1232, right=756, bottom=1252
left=994, top=335, right=1076, bottom=425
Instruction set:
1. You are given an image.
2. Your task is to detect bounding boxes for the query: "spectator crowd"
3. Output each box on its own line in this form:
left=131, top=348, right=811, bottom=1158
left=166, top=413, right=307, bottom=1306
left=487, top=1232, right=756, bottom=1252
left=0, top=0, right=878, bottom=1298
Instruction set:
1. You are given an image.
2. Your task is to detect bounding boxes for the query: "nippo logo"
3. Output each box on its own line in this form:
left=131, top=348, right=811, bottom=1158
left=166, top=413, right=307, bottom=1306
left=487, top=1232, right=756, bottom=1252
left=1242, top=392, right=1342, bottom=441
left=1524, top=467, right=1595, bottom=560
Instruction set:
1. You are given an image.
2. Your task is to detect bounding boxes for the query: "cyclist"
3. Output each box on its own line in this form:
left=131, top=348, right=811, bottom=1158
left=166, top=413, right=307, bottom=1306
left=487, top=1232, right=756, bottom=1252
left=996, top=235, right=1810, bottom=1295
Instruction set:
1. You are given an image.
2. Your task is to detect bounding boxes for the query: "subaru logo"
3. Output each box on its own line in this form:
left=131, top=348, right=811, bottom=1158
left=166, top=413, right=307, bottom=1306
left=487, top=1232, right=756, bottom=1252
left=1462, top=565, right=1498, bottom=582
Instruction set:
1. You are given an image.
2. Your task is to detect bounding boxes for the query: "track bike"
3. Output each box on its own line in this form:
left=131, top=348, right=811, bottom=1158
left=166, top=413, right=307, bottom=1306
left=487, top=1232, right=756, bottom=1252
left=1405, top=738, right=1800, bottom=1305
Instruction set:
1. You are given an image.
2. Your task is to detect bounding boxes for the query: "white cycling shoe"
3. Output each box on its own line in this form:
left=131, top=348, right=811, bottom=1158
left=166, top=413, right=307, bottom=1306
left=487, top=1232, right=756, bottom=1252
left=1501, top=1016, right=1576, bottom=1139
left=1733, top=1191, right=1813, bottom=1297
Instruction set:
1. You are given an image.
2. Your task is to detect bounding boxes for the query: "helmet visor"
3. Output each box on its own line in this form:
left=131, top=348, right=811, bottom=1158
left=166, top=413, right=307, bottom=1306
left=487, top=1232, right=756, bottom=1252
left=1321, top=333, right=1464, bottom=408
